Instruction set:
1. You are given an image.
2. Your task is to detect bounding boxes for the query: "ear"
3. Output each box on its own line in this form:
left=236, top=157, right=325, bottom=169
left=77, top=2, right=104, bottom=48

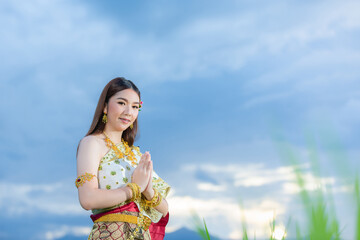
left=103, top=103, right=107, bottom=114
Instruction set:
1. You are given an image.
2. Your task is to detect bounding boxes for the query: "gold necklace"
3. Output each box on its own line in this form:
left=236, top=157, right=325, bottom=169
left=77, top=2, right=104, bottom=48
left=103, top=132, right=137, bottom=166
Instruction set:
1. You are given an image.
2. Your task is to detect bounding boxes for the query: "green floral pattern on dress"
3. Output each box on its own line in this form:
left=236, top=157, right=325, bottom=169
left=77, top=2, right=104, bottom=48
left=95, top=144, right=171, bottom=223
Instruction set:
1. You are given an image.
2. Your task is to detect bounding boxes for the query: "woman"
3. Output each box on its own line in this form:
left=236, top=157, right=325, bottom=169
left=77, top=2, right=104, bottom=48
left=76, top=77, right=170, bottom=240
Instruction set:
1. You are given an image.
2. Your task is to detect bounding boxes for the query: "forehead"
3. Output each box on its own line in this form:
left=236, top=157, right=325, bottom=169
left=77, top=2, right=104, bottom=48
left=111, top=89, right=140, bottom=102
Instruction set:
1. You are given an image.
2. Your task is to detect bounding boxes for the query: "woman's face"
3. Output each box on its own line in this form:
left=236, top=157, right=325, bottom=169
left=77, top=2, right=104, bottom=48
left=104, top=89, right=140, bottom=132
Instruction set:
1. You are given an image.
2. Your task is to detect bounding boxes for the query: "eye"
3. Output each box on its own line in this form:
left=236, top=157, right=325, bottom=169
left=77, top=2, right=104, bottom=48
left=132, top=105, right=139, bottom=109
left=118, top=102, right=125, bottom=105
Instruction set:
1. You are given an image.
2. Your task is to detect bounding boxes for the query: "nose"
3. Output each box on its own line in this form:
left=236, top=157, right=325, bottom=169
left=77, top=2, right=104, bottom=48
left=123, top=104, right=133, bottom=116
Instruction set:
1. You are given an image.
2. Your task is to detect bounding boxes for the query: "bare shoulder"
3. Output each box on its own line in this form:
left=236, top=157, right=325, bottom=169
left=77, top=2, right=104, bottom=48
left=77, top=134, right=107, bottom=174
left=80, top=135, right=102, bottom=148
left=78, top=134, right=107, bottom=161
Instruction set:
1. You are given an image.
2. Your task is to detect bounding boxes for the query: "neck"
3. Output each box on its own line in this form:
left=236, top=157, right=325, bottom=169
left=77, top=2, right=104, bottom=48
left=103, top=126, right=123, bottom=144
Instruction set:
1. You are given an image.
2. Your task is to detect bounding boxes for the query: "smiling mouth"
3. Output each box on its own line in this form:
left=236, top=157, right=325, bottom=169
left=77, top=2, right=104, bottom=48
left=119, top=118, right=130, bottom=123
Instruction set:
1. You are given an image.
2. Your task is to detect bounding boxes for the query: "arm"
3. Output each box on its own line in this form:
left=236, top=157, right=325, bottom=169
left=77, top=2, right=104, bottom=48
left=143, top=187, right=169, bottom=217
left=77, top=136, right=150, bottom=211
left=142, top=157, right=169, bottom=217
left=76, top=136, right=133, bottom=211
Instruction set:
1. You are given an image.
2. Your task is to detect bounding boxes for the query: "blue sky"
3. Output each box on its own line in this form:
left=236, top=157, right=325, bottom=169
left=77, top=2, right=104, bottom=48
left=0, top=0, right=360, bottom=239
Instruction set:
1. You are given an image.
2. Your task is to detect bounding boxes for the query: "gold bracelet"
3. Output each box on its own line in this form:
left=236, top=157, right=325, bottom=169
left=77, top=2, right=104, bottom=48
left=142, top=188, right=162, bottom=208
left=142, top=190, right=157, bottom=207
left=152, top=192, right=163, bottom=208
left=127, top=183, right=140, bottom=202
left=151, top=190, right=162, bottom=208
left=128, top=183, right=138, bottom=201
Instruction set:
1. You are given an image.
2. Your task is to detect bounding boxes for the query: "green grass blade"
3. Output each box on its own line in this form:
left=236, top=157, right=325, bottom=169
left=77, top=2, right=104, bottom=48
left=238, top=200, right=249, bottom=240
left=269, top=216, right=276, bottom=240
left=203, top=218, right=211, bottom=240
left=356, top=177, right=360, bottom=240
left=296, top=222, right=302, bottom=240
left=191, top=211, right=211, bottom=240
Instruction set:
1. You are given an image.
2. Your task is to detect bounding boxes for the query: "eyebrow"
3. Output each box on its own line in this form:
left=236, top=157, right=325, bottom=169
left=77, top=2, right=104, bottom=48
left=116, top=97, right=140, bottom=104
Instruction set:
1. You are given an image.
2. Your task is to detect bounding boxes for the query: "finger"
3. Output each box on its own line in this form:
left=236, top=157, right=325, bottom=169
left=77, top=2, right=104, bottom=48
left=148, top=171, right=153, bottom=187
left=139, top=156, right=148, bottom=171
left=146, top=152, right=152, bottom=163
left=143, top=152, right=149, bottom=162
left=139, top=152, right=148, bottom=166
left=144, top=158, right=151, bottom=172
left=143, top=154, right=152, bottom=174
left=139, top=153, right=146, bottom=163
left=149, top=160, right=153, bottom=172
left=145, top=153, right=151, bottom=163
left=146, top=160, right=152, bottom=172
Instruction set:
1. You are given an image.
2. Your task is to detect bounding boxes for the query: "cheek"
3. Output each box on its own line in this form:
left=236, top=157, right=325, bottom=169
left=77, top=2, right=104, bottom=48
left=108, top=103, right=121, bottom=115
left=133, top=111, right=139, bottom=120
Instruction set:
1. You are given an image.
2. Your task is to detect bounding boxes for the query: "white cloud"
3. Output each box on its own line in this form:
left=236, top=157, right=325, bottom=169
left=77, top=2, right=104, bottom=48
left=0, top=157, right=353, bottom=240
left=167, top=194, right=285, bottom=240
left=242, top=92, right=293, bottom=109
left=1, top=0, right=359, bottom=84
left=197, top=182, right=227, bottom=192
left=164, top=225, right=182, bottom=234
left=42, top=225, right=91, bottom=240
left=282, top=175, right=336, bottom=195
left=234, top=165, right=294, bottom=187
left=165, top=156, right=356, bottom=239
left=0, top=181, right=86, bottom=216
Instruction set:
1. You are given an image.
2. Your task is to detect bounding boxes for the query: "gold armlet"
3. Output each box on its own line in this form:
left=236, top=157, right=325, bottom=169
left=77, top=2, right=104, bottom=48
left=75, top=172, right=96, bottom=188
left=127, top=183, right=141, bottom=202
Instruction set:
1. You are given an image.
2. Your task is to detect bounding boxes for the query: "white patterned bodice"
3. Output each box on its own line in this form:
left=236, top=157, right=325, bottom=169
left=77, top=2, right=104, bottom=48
left=92, top=143, right=170, bottom=223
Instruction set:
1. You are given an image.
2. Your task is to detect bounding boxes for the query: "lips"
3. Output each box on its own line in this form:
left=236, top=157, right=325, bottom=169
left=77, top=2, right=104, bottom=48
left=120, top=118, right=130, bottom=123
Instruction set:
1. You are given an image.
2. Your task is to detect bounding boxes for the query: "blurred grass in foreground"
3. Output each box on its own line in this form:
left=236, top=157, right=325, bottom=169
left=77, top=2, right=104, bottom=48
left=193, top=132, right=359, bottom=240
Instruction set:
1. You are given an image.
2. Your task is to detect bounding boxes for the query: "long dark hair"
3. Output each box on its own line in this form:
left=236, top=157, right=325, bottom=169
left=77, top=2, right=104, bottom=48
left=86, top=77, right=141, bottom=146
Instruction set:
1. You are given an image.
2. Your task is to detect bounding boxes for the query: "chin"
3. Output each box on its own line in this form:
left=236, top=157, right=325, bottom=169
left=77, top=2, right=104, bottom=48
left=115, top=125, right=129, bottom=132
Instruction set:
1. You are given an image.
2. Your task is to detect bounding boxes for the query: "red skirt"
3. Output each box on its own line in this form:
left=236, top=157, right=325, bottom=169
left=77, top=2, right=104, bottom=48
left=90, top=202, right=169, bottom=240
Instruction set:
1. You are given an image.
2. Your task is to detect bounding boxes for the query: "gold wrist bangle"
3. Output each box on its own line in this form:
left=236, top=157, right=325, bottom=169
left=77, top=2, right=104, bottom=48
left=127, top=183, right=140, bottom=202
left=152, top=192, right=162, bottom=207
left=142, top=188, right=162, bottom=208
left=142, top=189, right=156, bottom=205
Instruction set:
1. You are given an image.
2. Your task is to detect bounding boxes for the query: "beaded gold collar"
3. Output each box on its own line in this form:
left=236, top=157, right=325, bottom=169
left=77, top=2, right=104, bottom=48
left=103, top=132, right=137, bottom=166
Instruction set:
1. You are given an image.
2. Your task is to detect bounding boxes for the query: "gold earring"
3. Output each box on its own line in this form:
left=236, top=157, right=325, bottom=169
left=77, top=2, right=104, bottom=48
left=130, top=123, right=133, bottom=129
left=102, top=113, right=107, bottom=123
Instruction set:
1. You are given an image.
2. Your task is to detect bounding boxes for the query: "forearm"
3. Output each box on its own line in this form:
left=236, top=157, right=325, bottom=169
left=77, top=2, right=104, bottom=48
left=142, top=190, right=169, bottom=217
left=78, top=186, right=132, bottom=211
left=153, top=198, right=169, bottom=217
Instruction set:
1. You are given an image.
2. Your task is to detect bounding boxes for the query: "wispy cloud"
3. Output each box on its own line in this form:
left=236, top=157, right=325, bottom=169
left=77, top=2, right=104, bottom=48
left=0, top=181, right=85, bottom=216
left=2, top=0, right=359, bottom=84
left=197, top=182, right=227, bottom=192
left=167, top=194, right=285, bottom=239
left=165, top=159, right=353, bottom=239
left=42, top=225, right=91, bottom=240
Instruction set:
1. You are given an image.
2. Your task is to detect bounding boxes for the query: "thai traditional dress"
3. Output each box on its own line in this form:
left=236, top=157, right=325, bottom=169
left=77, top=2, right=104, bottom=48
left=87, top=142, right=171, bottom=240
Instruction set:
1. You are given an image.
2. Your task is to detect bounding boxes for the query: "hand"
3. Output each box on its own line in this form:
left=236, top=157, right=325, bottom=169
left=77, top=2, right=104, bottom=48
left=131, top=152, right=152, bottom=192
left=143, top=163, right=154, bottom=200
